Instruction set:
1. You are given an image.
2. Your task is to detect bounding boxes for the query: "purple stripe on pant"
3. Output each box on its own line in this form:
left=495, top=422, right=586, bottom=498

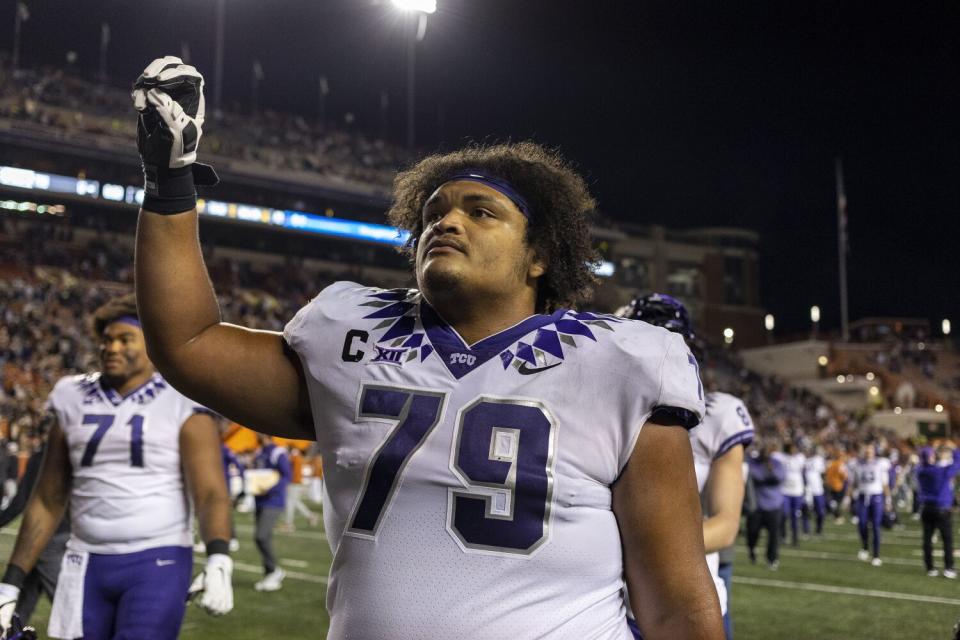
left=856, top=494, right=884, bottom=558
left=82, top=545, right=192, bottom=640
left=782, top=495, right=803, bottom=544
left=802, top=494, right=826, bottom=534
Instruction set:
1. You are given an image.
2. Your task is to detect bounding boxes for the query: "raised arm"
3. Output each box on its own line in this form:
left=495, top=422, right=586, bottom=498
left=132, top=56, right=312, bottom=439
left=613, top=423, right=724, bottom=639
left=136, top=210, right=311, bottom=438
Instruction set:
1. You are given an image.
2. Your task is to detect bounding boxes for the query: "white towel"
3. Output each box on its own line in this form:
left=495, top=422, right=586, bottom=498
left=48, top=549, right=89, bottom=639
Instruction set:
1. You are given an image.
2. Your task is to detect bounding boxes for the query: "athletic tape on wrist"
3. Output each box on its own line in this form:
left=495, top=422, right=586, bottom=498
left=142, top=163, right=219, bottom=215
left=206, top=539, right=230, bottom=557
left=1, top=564, right=26, bottom=589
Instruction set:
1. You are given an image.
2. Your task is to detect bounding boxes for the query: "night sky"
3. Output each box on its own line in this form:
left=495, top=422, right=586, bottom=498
left=3, top=1, right=958, bottom=334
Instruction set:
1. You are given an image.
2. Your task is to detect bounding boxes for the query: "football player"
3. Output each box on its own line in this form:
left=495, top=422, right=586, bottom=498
left=773, top=442, right=805, bottom=546
left=0, top=295, right=234, bottom=640
left=802, top=446, right=827, bottom=536
left=618, top=294, right=753, bottom=640
left=847, top=441, right=891, bottom=566
left=133, top=56, right=723, bottom=638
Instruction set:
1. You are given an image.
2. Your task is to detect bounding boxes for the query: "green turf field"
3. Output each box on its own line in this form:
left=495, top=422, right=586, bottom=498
left=2, top=510, right=957, bottom=639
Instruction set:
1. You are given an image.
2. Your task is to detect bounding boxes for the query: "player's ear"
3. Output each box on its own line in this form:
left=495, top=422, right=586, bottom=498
left=527, top=248, right=547, bottom=280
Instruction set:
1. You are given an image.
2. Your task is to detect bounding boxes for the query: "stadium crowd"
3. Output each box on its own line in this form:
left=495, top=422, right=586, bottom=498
left=0, top=58, right=412, bottom=188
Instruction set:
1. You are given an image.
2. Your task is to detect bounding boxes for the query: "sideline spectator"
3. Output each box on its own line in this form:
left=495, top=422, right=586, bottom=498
left=916, top=443, right=960, bottom=578
left=746, top=442, right=785, bottom=570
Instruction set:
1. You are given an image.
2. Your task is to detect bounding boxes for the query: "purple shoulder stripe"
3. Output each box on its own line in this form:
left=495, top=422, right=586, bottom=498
left=714, top=429, right=754, bottom=460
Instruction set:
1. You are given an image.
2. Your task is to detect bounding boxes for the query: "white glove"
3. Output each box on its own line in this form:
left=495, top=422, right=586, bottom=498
left=188, top=554, right=233, bottom=616
left=0, top=583, right=20, bottom=632
left=132, top=55, right=206, bottom=169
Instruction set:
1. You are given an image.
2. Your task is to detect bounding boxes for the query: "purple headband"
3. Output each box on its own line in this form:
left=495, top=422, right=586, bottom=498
left=443, top=169, right=533, bottom=221
left=112, top=315, right=141, bottom=328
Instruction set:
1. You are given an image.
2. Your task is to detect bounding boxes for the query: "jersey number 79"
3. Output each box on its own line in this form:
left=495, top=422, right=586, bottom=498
left=345, top=384, right=557, bottom=556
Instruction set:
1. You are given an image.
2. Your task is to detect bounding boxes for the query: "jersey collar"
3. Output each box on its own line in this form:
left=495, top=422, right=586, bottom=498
left=98, top=372, right=165, bottom=406
left=420, top=301, right=567, bottom=380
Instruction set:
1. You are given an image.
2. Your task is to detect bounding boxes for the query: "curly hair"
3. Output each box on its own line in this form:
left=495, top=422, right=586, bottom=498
left=386, top=142, right=600, bottom=312
left=91, top=293, right=139, bottom=337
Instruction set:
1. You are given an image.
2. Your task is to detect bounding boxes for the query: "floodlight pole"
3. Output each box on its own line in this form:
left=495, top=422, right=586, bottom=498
left=213, top=0, right=225, bottom=115
left=406, top=13, right=416, bottom=149
left=12, top=4, right=24, bottom=76
left=836, top=157, right=850, bottom=342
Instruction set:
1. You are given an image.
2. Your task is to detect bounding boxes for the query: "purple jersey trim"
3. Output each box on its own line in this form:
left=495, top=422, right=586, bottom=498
left=420, top=302, right=566, bottom=379
left=714, top=429, right=754, bottom=460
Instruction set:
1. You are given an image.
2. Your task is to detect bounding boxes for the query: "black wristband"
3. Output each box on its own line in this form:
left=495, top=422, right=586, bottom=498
left=142, top=164, right=196, bottom=214
left=2, top=564, right=27, bottom=589
left=141, top=163, right=219, bottom=215
left=206, top=539, right=230, bottom=557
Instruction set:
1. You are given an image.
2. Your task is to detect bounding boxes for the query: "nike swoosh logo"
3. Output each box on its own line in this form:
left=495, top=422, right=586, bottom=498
left=517, top=361, right=562, bottom=375
left=156, top=559, right=176, bottom=566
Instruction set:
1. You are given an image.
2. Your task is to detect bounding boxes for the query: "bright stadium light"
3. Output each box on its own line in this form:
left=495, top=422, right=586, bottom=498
left=836, top=375, right=845, bottom=384
left=866, top=371, right=875, bottom=381
left=818, top=355, right=828, bottom=366
left=869, top=386, right=879, bottom=397
left=764, top=314, right=775, bottom=331
left=390, top=0, right=438, bottom=148
left=810, top=305, right=821, bottom=323
left=894, top=406, right=902, bottom=415
left=935, top=404, right=944, bottom=413
left=944, top=319, right=952, bottom=336
left=391, top=0, right=437, bottom=13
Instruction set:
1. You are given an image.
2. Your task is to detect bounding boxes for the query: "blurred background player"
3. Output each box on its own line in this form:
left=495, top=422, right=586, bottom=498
left=847, top=442, right=892, bottom=566
left=773, top=442, right=805, bottom=547
left=251, top=433, right=290, bottom=591
left=746, top=440, right=785, bottom=570
left=0, top=295, right=234, bottom=640
left=916, top=442, right=960, bottom=578
left=825, top=449, right=849, bottom=524
left=618, top=293, right=753, bottom=639
left=133, top=57, right=723, bottom=638
left=802, top=445, right=827, bottom=537
left=281, top=446, right=318, bottom=532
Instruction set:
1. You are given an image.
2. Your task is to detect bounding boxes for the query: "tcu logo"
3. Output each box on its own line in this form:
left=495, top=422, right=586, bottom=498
left=67, top=552, right=83, bottom=567
left=449, top=353, right=477, bottom=366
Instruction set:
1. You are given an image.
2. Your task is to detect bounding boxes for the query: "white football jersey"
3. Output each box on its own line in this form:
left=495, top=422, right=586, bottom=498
left=47, top=372, right=202, bottom=554
left=774, top=452, right=806, bottom=497
left=849, top=457, right=891, bottom=497
left=689, top=391, right=753, bottom=616
left=284, top=282, right=705, bottom=640
left=804, top=455, right=826, bottom=497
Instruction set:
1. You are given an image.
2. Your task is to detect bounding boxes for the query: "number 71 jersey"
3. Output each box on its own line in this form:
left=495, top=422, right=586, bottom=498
left=47, top=372, right=202, bottom=554
left=284, top=282, right=705, bottom=639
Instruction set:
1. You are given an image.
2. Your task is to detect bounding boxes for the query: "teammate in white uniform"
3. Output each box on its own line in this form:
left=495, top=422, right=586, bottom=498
left=0, top=295, right=234, bottom=639
left=847, top=443, right=892, bottom=565
left=133, top=57, right=724, bottom=639
left=802, top=447, right=827, bottom=536
left=773, top=444, right=806, bottom=546
left=619, top=294, right=753, bottom=639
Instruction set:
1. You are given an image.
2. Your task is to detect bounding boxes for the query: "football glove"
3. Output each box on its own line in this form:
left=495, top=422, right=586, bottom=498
left=133, top=55, right=206, bottom=170
left=188, top=553, right=233, bottom=616
left=0, top=583, right=19, bottom=633
left=132, top=55, right=217, bottom=214
left=1, top=613, right=36, bottom=640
